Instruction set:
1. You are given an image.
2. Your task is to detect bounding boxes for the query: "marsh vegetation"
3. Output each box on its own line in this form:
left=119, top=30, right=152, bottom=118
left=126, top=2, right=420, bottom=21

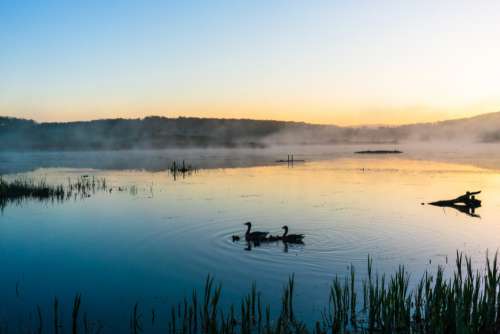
left=3, top=253, right=500, bottom=333
left=169, top=161, right=197, bottom=180
left=0, top=175, right=108, bottom=211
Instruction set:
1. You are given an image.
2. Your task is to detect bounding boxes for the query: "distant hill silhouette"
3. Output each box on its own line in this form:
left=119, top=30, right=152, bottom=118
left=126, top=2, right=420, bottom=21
left=1, top=112, right=500, bottom=151
left=399, top=112, right=500, bottom=142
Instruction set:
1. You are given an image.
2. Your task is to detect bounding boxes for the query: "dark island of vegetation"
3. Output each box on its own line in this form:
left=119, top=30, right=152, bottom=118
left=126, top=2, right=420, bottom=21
left=354, top=150, right=403, bottom=154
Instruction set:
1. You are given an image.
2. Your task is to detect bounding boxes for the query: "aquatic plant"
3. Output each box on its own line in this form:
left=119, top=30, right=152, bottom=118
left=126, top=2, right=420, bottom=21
left=0, top=176, right=65, bottom=211
left=4, top=252, right=500, bottom=333
left=0, top=176, right=65, bottom=201
left=0, top=175, right=108, bottom=212
left=169, top=160, right=197, bottom=180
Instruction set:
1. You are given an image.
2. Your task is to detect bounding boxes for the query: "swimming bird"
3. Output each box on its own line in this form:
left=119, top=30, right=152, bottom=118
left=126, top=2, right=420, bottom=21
left=281, top=225, right=304, bottom=243
left=244, top=222, right=268, bottom=241
left=232, top=235, right=240, bottom=242
left=266, top=235, right=280, bottom=242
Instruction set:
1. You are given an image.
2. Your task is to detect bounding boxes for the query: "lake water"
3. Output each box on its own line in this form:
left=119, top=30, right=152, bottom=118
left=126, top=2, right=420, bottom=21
left=1, top=145, right=500, bottom=332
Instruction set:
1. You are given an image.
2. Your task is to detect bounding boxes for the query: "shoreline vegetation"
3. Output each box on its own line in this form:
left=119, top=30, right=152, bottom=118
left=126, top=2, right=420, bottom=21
left=4, top=252, right=500, bottom=334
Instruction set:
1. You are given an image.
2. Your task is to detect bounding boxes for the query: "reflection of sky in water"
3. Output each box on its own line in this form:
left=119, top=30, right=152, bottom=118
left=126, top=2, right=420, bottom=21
left=1, top=157, right=500, bottom=331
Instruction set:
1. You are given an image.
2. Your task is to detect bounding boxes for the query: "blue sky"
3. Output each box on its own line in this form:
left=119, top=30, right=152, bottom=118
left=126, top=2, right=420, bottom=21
left=1, top=0, right=500, bottom=124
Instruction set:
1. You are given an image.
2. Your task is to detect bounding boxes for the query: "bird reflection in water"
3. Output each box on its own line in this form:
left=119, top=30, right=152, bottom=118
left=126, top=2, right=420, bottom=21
left=243, top=240, right=304, bottom=252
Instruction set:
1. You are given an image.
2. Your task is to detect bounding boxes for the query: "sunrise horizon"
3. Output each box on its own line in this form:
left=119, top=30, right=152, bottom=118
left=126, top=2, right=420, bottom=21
left=4, top=107, right=500, bottom=127
left=2, top=1, right=500, bottom=126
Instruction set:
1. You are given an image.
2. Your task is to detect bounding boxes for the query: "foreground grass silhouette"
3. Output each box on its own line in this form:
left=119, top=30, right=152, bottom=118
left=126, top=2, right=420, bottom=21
left=3, top=252, right=500, bottom=333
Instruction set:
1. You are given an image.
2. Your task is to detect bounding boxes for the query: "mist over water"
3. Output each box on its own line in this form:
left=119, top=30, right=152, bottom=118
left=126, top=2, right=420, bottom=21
left=2, top=142, right=500, bottom=174
left=3, top=112, right=500, bottom=153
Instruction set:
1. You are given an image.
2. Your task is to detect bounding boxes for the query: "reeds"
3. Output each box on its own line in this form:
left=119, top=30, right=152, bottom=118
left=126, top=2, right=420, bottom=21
left=169, top=161, right=197, bottom=180
left=66, top=175, right=108, bottom=199
left=72, top=294, right=82, bottom=334
left=5, top=252, right=500, bottom=333
left=0, top=175, right=108, bottom=211
left=319, top=252, right=500, bottom=333
left=0, top=176, right=65, bottom=208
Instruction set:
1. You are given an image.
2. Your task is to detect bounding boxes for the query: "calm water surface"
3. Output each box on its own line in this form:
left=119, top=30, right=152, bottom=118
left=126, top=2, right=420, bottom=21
left=1, top=148, right=500, bottom=331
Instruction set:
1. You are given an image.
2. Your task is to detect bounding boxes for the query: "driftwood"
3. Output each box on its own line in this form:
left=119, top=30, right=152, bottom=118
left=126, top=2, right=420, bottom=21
left=429, top=191, right=481, bottom=207
left=428, top=191, right=482, bottom=218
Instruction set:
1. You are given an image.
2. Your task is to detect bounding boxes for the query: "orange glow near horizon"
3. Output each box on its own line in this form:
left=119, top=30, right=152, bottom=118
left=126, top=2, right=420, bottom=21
left=3, top=100, right=499, bottom=126
left=2, top=2, right=500, bottom=126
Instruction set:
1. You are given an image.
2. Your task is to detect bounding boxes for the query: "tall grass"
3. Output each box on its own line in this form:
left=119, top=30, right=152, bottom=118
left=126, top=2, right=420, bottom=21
left=3, top=252, right=500, bottom=333
left=169, top=161, right=197, bottom=180
left=0, top=177, right=65, bottom=201
left=0, top=175, right=108, bottom=211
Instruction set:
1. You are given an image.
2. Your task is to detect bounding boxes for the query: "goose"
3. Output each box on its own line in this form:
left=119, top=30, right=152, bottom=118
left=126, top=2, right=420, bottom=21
left=244, top=222, right=268, bottom=241
left=281, top=225, right=304, bottom=243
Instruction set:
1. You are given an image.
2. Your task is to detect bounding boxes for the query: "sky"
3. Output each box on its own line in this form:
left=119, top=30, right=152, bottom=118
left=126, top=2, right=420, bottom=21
left=1, top=0, right=500, bottom=126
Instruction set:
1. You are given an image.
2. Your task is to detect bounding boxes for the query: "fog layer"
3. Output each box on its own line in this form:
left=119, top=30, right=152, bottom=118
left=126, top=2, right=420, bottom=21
left=2, top=113, right=500, bottom=151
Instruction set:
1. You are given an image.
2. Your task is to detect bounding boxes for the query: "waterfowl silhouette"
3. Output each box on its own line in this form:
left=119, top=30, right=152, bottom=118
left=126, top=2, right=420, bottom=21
left=266, top=235, right=280, bottom=242
left=281, top=225, right=304, bottom=244
left=232, top=235, right=240, bottom=242
left=244, top=222, right=268, bottom=242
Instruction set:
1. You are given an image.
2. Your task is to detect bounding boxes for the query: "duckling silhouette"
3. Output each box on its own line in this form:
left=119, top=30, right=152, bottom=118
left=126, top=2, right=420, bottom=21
left=266, top=235, right=280, bottom=242
left=281, top=225, right=304, bottom=244
left=244, top=222, right=268, bottom=242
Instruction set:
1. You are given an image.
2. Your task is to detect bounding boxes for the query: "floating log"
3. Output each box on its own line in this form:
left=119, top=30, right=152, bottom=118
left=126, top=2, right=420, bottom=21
left=429, top=199, right=481, bottom=208
left=428, top=191, right=481, bottom=207
left=427, top=191, right=482, bottom=218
